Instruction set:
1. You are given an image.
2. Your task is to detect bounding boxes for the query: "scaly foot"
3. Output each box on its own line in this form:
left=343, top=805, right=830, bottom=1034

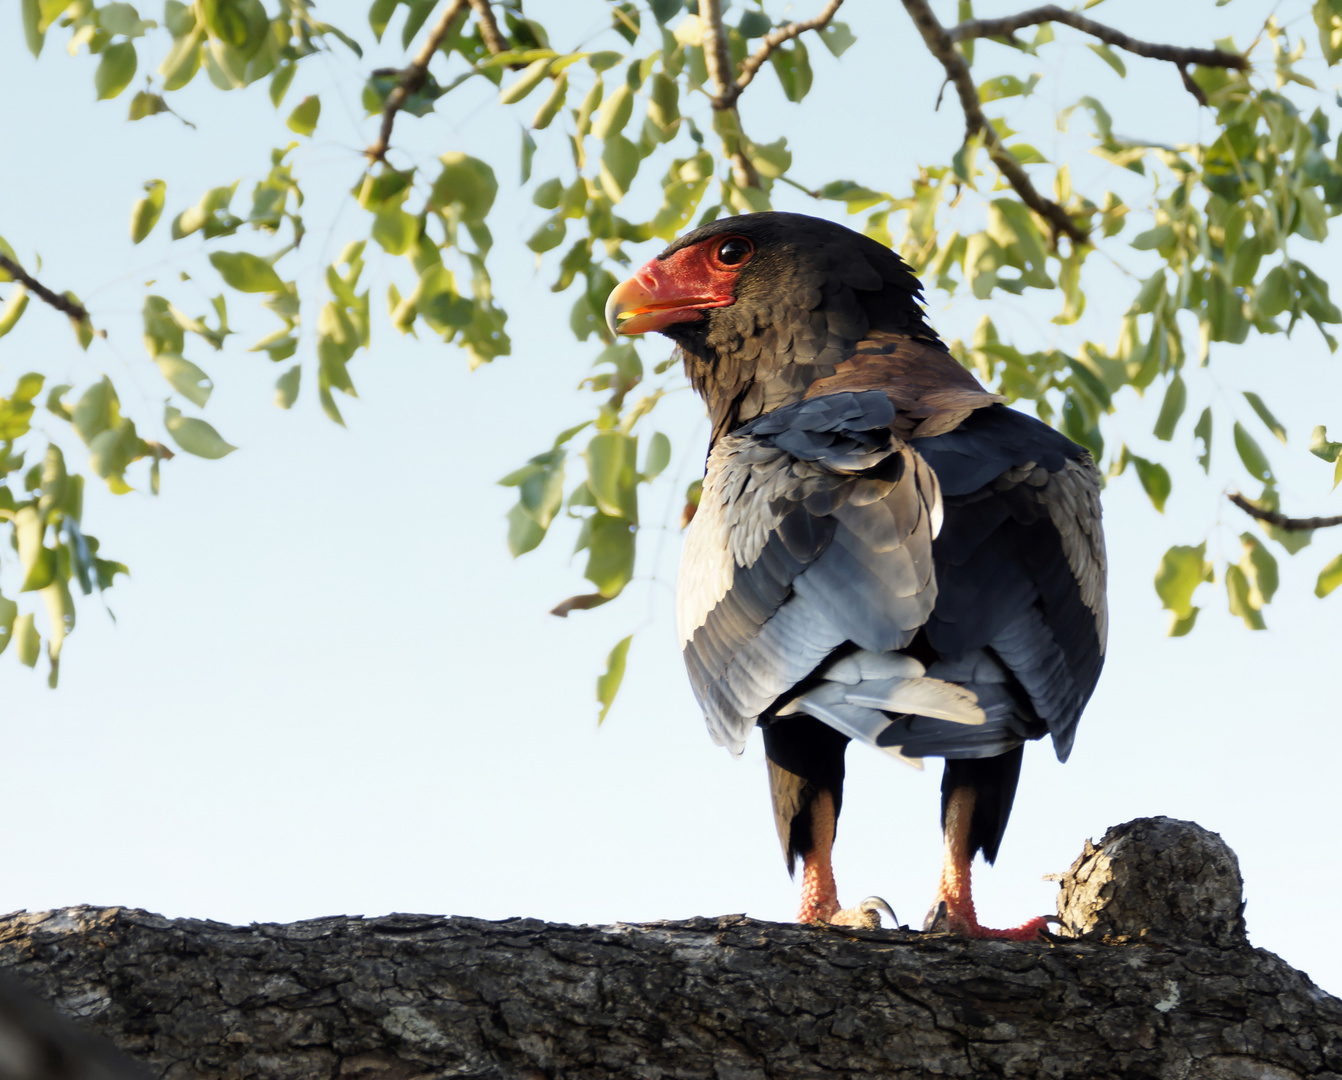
left=924, top=900, right=1054, bottom=941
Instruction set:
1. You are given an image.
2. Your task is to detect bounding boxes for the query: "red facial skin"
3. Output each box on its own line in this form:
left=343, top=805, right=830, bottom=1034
left=605, top=236, right=754, bottom=336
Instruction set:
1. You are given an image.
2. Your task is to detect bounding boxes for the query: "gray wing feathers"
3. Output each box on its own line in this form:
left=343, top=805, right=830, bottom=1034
left=1041, top=458, right=1108, bottom=652
left=777, top=648, right=986, bottom=764
left=678, top=391, right=947, bottom=753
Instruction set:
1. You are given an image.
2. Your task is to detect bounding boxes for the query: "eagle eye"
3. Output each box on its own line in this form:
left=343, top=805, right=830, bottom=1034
left=715, top=237, right=754, bottom=267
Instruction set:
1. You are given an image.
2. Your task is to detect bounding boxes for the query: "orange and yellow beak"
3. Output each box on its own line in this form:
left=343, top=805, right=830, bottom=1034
left=605, top=259, right=735, bottom=337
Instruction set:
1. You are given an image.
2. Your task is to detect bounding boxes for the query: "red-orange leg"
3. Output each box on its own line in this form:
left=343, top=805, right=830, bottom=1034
left=930, top=786, right=1050, bottom=942
left=796, top=791, right=883, bottom=928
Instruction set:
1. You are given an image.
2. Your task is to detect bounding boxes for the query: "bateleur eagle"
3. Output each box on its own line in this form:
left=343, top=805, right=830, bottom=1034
left=605, top=212, right=1107, bottom=940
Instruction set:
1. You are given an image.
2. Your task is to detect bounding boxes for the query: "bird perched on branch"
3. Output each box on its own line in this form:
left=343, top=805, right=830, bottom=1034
left=606, top=212, right=1106, bottom=940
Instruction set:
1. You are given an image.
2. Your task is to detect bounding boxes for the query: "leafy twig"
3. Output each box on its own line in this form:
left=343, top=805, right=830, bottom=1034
left=0, top=254, right=90, bottom=324
left=700, top=0, right=760, bottom=189
left=726, top=0, right=846, bottom=105
left=366, top=0, right=469, bottom=163
left=1228, top=492, right=1342, bottom=531
left=900, top=0, right=1087, bottom=247
left=948, top=6, right=1247, bottom=71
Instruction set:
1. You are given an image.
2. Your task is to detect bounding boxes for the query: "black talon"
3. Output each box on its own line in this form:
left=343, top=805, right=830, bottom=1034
left=922, top=900, right=949, bottom=933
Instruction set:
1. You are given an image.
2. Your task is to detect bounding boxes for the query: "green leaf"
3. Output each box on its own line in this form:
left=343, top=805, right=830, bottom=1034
left=1317, top=553, right=1342, bottom=598
left=1225, top=563, right=1265, bottom=630
left=592, top=84, right=633, bottom=140
left=1309, top=424, right=1342, bottom=462
left=642, top=431, right=671, bottom=479
left=128, top=90, right=168, bottom=120
left=533, top=178, right=564, bottom=210
left=72, top=377, right=120, bottom=444
left=429, top=153, right=498, bottom=221
left=0, top=287, right=29, bottom=341
left=1154, top=542, right=1211, bottom=635
left=286, top=94, right=321, bottom=136
left=506, top=502, right=546, bottom=556
left=22, top=0, right=43, bottom=56
left=130, top=179, right=166, bottom=244
left=531, top=71, right=568, bottom=129
left=599, top=135, right=639, bottom=202
left=164, top=405, right=236, bottom=459
left=1233, top=421, right=1272, bottom=482
left=499, top=58, right=552, bottom=104
left=1130, top=454, right=1171, bottom=513
left=154, top=354, right=212, bottom=407
left=0, top=591, right=17, bottom=656
left=372, top=208, right=419, bottom=255
left=819, top=21, right=856, bottom=57
left=587, top=51, right=622, bottom=72
left=275, top=364, right=301, bottom=409
left=527, top=216, right=566, bottom=254
left=1194, top=407, right=1212, bottom=473
left=596, top=633, right=633, bottom=724
left=1238, top=533, right=1279, bottom=607
left=209, top=251, right=285, bottom=293
left=14, top=613, right=39, bottom=668
left=1256, top=264, right=1291, bottom=317
left=1153, top=375, right=1186, bottom=441
left=1087, top=42, right=1127, bottom=77
left=269, top=60, right=296, bottom=105
left=584, top=432, right=638, bottom=521
left=15, top=506, right=54, bottom=593
left=585, top=513, right=635, bottom=597
left=1243, top=392, right=1287, bottom=444
left=95, top=41, right=138, bottom=100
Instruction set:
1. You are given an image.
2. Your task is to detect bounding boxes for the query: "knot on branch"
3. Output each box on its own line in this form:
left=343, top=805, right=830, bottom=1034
left=1057, top=817, right=1247, bottom=947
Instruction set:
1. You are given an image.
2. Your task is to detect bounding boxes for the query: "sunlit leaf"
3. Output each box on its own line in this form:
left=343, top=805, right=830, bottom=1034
left=95, top=41, right=137, bottom=100
left=286, top=94, right=321, bottom=136
left=130, top=179, right=166, bottom=244
left=209, top=251, right=284, bottom=293
left=596, top=633, right=633, bottom=724
left=1154, top=542, right=1211, bottom=636
left=164, top=405, right=236, bottom=459
left=1243, top=392, right=1287, bottom=444
left=1317, top=554, right=1342, bottom=598
left=1233, top=421, right=1272, bottom=482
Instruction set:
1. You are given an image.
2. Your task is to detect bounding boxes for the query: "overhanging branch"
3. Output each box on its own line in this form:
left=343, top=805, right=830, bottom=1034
left=366, top=0, right=469, bottom=163
left=1228, top=491, right=1342, bottom=531
left=700, top=0, right=760, bottom=189
left=900, top=0, right=1087, bottom=247
left=948, top=5, right=1248, bottom=71
left=0, top=254, right=90, bottom=325
left=727, top=0, right=846, bottom=105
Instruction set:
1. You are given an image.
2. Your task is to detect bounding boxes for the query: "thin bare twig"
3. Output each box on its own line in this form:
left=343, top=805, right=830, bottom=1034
left=0, top=255, right=90, bottom=324
left=900, top=0, right=1087, bottom=247
left=948, top=5, right=1248, bottom=71
left=700, top=0, right=760, bottom=189
left=727, top=0, right=845, bottom=105
left=366, top=0, right=469, bottom=163
left=1228, top=492, right=1342, bottom=531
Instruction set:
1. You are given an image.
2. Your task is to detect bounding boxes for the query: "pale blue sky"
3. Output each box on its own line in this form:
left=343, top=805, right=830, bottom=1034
left=2, top=0, right=1341, bottom=994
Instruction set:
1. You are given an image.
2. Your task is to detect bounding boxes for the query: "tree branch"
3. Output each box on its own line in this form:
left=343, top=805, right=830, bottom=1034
left=700, top=0, right=760, bottom=190
left=900, top=0, right=1088, bottom=247
left=366, top=0, right=469, bottom=163
left=948, top=5, right=1248, bottom=72
left=1228, top=491, right=1342, bottom=531
left=2, top=820, right=1338, bottom=1080
left=728, top=0, right=845, bottom=104
left=0, top=255, right=90, bottom=325
left=468, top=0, right=508, bottom=57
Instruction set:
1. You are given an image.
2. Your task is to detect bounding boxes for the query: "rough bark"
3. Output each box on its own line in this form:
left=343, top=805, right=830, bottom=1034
left=0, top=819, right=1338, bottom=1080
